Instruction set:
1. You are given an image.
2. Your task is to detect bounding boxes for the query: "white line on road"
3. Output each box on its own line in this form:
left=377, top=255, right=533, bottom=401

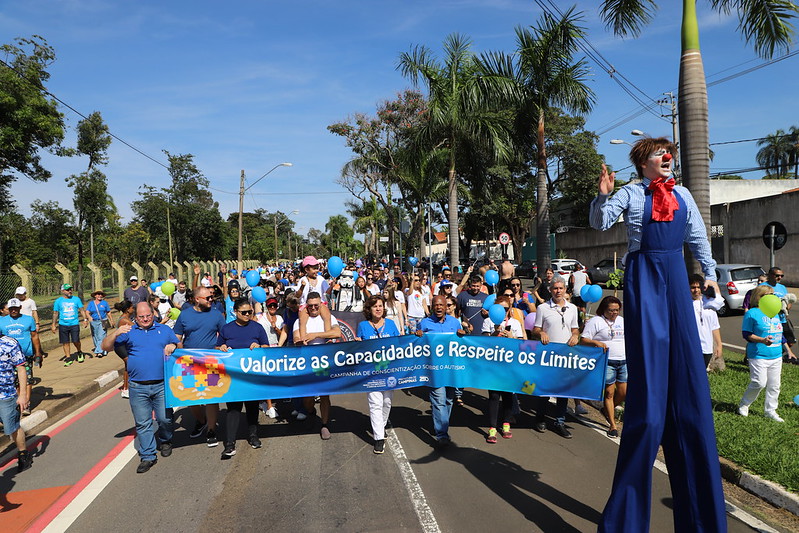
left=387, top=430, right=441, bottom=533
left=723, top=342, right=746, bottom=352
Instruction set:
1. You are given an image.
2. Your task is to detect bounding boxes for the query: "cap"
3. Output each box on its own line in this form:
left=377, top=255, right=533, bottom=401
left=61, top=283, right=73, bottom=291
left=7, top=298, right=22, bottom=308
left=91, top=290, right=105, bottom=297
left=15, top=286, right=27, bottom=294
left=129, top=276, right=138, bottom=281
left=301, top=255, right=320, bottom=268
left=439, top=281, right=454, bottom=289
left=228, top=279, right=241, bottom=290
left=230, top=269, right=238, bottom=276
left=265, top=297, right=279, bottom=306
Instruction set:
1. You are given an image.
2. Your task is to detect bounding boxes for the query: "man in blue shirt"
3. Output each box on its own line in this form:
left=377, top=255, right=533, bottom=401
left=0, top=335, right=32, bottom=472
left=50, top=284, right=90, bottom=366
left=103, top=302, right=180, bottom=473
left=173, top=285, right=226, bottom=446
left=416, top=295, right=465, bottom=448
left=0, top=299, right=42, bottom=415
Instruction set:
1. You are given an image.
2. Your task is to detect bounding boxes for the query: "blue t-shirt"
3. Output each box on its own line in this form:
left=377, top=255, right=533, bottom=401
left=0, top=336, right=26, bottom=399
left=217, top=320, right=269, bottom=349
left=54, top=296, right=84, bottom=326
left=742, top=307, right=783, bottom=359
left=0, top=315, right=36, bottom=357
left=173, top=307, right=225, bottom=349
left=87, top=300, right=111, bottom=320
left=283, top=308, right=299, bottom=345
left=114, top=322, right=180, bottom=382
left=760, top=281, right=787, bottom=298
left=357, top=319, right=401, bottom=340
left=418, top=314, right=461, bottom=334
left=224, top=297, right=236, bottom=323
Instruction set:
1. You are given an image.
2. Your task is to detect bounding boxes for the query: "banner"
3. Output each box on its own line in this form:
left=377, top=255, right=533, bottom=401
left=165, top=333, right=607, bottom=408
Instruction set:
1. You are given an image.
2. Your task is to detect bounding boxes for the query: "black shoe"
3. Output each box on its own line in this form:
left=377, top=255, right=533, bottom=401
left=206, top=430, right=219, bottom=447
left=221, top=443, right=236, bottom=459
left=17, top=451, right=33, bottom=473
left=373, top=439, right=385, bottom=454
left=189, top=421, right=207, bottom=439
left=159, top=442, right=173, bottom=457
left=553, top=423, right=572, bottom=439
left=248, top=434, right=262, bottom=449
left=435, top=437, right=451, bottom=449
left=533, top=421, right=547, bottom=433
left=136, top=459, right=157, bottom=473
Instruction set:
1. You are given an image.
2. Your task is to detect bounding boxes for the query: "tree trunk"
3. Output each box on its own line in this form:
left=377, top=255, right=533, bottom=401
left=679, top=0, right=710, bottom=274
left=447, top=148, right=460, bottom=268
left=535, top=109, right=550, bottom=274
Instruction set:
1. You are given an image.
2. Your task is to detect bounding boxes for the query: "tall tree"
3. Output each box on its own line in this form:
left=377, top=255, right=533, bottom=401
left=397, top=33, right=512, bottom=268
left=599, top=0, right=798, bottom=231
left=346, top=197, right=386, bottom=257
left=757, top=126, right=799, bottom=177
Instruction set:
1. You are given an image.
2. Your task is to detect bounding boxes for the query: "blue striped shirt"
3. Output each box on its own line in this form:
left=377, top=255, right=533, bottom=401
left=589, top=178, right=717, bottom=281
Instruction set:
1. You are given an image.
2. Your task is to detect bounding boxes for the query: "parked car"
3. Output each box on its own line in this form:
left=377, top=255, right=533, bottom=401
left=714, top=264, right=765, bottom=316
left=589, top=258, right=625, bottom=286
left=551, top=259, right=585, bottom=277
left=516, top=260, right=537, bottom=278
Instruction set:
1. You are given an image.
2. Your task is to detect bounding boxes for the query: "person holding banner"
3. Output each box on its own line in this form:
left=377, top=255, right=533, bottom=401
left=416, top=295, right=466, bottom=448
left=356, top=295, right=401, bottom=454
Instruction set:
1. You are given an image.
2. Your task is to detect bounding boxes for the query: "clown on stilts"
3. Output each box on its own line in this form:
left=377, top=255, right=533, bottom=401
left=590, top=137, right=727, bottom=532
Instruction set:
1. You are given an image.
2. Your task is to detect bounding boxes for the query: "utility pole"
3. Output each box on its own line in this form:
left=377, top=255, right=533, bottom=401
left=662, top=92, right=680, bottom=178
left=167, top=206, right=174, bottom=267
left=237, top=170, right=245, bottom=273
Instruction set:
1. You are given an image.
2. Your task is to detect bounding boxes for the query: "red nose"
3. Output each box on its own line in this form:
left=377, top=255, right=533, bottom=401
left=662, top=153, right=673, bottom=162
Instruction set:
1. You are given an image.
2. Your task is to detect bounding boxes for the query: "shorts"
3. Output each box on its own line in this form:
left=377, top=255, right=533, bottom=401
left=0, top=396, right=21, bottom=435
left=59, top=324, right=80, bottom=344
left=605, top=359, right=628, bottom=385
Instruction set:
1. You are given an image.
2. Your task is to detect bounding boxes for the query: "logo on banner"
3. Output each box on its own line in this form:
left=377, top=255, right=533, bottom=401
left=169, top=352, right=231, bottom=402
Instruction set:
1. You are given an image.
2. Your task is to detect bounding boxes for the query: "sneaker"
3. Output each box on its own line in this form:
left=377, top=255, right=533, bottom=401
left=553, top=423, right=573, bottom=439
left=607, top=428, right=619, bottom=438
left=22, top=408, right=31, bottom=416
left=189, top=421, right=207, bottom=438
left=296, top=412, right=307, bottom=421
left=320, top=426, right=331, bottom=440
left=159, top=442, right=173, bottom=457
left=737, top=405, right=749, bottom=417
left=77, top=353, right=85, bottom=363
left=575, top=404, right=588, bottom=415
left=248, top=434, right=262, bottom=449
left=120, top=389, right=129, bottom=399
left=266, top=407, right=277, bottom=419
left=435, top=437, right=451, bottom=449
left=34, top=355, right=42, bottom=368
left=373, top=439, right=385, bottom=454
left=18, top=451, right=33, bottom=473
left=501, top=423, right=512, bottom=439
left=533, top=421, right=547, bottom=433
left=207, top=430, right=219, bottom=447
left=63, top=359, right=73, bottom=367
left=765, top=411, right=785, bottom=422
left=486, top=428, right=498, bottom=444
left=221, top=443, right=236, bottom=459
left=290, top=409, right=299, bottom=417
left=136, top=459, right=156, bottom=473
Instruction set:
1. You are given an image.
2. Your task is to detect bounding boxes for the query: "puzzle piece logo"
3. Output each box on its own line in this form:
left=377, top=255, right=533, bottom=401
left=313, top=366, right=330, bottom=377
left=170, top=352, right=231, bottom=402
left=521, top=381, right=536, bottom=395
left=374, top=359, right=390, bottom=371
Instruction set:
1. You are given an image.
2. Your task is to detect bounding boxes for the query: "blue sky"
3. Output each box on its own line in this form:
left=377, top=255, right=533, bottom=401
left=3, top=1, right=797, bottom=238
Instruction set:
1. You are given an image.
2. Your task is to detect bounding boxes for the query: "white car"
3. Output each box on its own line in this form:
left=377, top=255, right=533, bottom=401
left=550, top=259, right=586, bottom=277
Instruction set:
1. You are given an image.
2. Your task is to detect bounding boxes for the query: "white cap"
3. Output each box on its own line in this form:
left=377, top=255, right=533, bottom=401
left=7, top=298, right=22, bottom=308
left=15, top=286, right=26, bottom=294
left=129, top=276, right=138, bottom=281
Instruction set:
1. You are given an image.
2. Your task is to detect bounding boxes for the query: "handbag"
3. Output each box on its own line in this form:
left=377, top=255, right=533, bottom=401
left=94, top=301, right=112, bottom=330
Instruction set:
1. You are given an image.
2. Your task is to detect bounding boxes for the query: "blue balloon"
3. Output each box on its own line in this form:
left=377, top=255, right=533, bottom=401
left=327, top=256, right=344, bottom=278
left=588, top=284, right=603, bottom=303
left=408, top=256, right=418, bottom=267
left=352, top=271, right=358, bottom=282
left=245, top=269, right=260, bottom=287
left=580, top=284, right=592, bottom=301
left=482, top=293, right=497, bottom=310
left=251, top=286, right=267, bottom=303
left=150, top=282, right=158, bottom=291
left=230, top=269, right=238, bottom=276
left=485, top=269, right=499, bottom=286
left=488, top=304, right=506, bottom=325
left=794, top=394, right=799, bottom=406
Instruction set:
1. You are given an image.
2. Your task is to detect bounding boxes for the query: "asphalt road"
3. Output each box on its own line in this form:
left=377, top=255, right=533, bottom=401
left=3, top=384, right=762, bottom=532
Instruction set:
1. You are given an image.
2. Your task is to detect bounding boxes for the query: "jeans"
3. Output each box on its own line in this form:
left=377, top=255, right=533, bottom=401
left=129, top=381, right=172, bottom=461
left=428, top=386, right=455, bottom=440
left=91, top=320, right=107, bottom=354
left=535, top=396, right=568, bottom=425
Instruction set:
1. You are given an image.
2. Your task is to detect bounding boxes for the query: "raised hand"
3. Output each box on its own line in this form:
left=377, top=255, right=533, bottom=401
left=598, top=164, right=616, bottom=196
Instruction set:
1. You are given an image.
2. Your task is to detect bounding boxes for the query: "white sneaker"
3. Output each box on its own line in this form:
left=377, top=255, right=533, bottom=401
left=296, top=412, right=307, bottom=421
left=575, top=404, right=588, bottom=415
left=737, top=405, right=749, bottom=417
left=765, top=411, right=784, bottom=422
left=121, top=389, right=129, bottom=399
left=290, top=410, right=299, bottom=417
left=266, top=407, right=277, bottom=419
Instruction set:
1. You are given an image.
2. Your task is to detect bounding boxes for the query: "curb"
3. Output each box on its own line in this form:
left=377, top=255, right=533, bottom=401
left=0, top=370, right=121, bottom=450
left=719, top=458, right=799, bottom=516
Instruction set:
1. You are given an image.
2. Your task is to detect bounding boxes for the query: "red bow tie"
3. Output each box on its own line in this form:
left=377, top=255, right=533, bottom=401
left=648, top=178, right=679, bottom=221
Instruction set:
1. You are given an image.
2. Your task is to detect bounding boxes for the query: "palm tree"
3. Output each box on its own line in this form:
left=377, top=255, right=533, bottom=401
left=756, top=128, right=795, bottom=177
left=480, top=8, right=594, bottom=273
left=397, top=33, right=512, bottom=268
left=599, top=0, right=798, bottom=231
left=346, top=197, right=385, bottom=256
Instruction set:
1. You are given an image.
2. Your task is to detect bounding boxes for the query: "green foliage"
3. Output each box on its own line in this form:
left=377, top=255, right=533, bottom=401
left=756, top=126, right=799, bottom=178
left=76, top=111, right=112, bottom=170
left=28, top=200, right=75, bottom=265
left=323, top=215, right=358, bottom=257
left=607, top=269, right=624, bottom=289
left=716, top=174, right=744, bottom=180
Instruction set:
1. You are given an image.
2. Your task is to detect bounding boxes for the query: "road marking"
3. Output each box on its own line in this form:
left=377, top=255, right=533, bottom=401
left=387, top=431, right=441, bottom=533
left=28, top=435, right=136, bottom=533
left=723, top=342, right=746, bottom=352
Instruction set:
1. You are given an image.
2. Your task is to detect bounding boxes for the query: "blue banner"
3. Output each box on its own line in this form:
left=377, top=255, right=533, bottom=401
left=165, top=334, right=607, bottom=408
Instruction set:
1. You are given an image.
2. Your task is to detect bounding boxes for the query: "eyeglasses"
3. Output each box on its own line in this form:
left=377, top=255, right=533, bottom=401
left=446, top=303, right=455, bottom=307
left=266, top=303, right=278, bottom=308
left=238, top=310, right=253, bottom=315
left=510, top=283, right=520, bottom=287
left=774, top=274, right=784, bottom=278
left=307, top=304, right=320, bottom=309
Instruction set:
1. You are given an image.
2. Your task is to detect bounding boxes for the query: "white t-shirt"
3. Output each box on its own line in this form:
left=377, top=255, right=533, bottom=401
left=393, top=290, right=405, bottom=304
left=19, top=297, right=37, bottom=317
left=406, top=290, right=426, bottom=318
left=292, top=314, right=339, bottom=345
left=582, top=315, right=626, bottom=361
left=570, top=271, right=589, bottom=296
left=692, top=299, right=720, bottom=353
left=258, top=313, right=285, bottom=346
left=367, top=284, right=381, bottom=296
left=481, top=316, right=524, bottom=339
left=534, top=300, right=578, bottom=343
left=298, top=274, right=329, bottom=306
left=420, top=285, right=432, bottom=305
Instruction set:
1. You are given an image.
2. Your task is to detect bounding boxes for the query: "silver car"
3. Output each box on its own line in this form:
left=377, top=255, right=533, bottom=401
left=714, top=264, right=765, bottom=316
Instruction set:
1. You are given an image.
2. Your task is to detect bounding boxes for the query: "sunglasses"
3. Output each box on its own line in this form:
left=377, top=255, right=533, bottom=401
left=307, top=304, right=320, bottom=309
left=774, top=274, right=784, bottom=278
left=238, top=310, right=253, bottom=315
left=511, top=283, right=520, bottom=287
left=267, top=303, right=278, bottom=308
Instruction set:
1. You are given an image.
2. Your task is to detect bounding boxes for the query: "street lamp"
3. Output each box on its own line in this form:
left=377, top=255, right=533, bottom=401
left=274, top=210, right=299, bottom=264
left=631, top=129, right=646, bottom=137
left=609, top=139, right=632, bottom=146
left=238, top=163, right=292, bottom=273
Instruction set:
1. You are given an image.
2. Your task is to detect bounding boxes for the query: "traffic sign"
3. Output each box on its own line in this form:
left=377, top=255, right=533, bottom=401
left=498, top=232, right=510, bottom=245
left=762, top=221, right=787, bottom=251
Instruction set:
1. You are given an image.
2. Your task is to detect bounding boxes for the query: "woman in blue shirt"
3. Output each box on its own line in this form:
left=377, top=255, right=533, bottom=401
left=739, top=285, right=796, bottom=422
left=87, top=290, right=112, bottom=357
left=356, top=295, right=400, bottom=454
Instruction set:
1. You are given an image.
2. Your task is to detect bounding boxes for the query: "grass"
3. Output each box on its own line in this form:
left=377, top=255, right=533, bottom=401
left=709, top=350, right=799, bottom=492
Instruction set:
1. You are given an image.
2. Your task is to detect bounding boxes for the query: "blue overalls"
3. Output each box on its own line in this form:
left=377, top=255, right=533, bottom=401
left=599, top=191, right=727, bottom=532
